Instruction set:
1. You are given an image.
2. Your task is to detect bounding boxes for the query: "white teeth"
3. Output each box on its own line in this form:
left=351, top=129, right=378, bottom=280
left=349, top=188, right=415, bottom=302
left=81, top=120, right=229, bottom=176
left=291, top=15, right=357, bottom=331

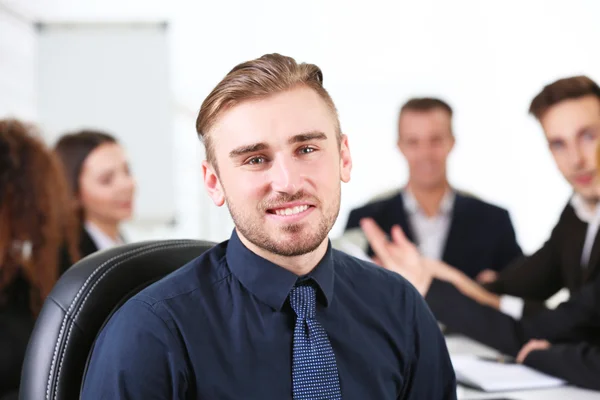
left=275, top=205, right=309, bottom=216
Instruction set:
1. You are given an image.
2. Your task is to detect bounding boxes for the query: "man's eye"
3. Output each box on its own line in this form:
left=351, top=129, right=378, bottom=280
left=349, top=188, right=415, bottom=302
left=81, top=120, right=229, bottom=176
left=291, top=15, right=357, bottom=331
left=247, top=156, right=266, bottom=165
left=549, top=141, right=564, bottom=150
left=299, top=147, right=315, bottom=154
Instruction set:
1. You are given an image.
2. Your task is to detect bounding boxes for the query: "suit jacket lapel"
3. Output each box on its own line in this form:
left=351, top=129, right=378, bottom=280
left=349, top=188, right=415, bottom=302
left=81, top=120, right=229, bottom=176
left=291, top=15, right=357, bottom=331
left=563, top=207, right=589, bottom=289
left=583, top=226, right=600, bottom=283
left=441, top=194, right=465, bottom=262
left=80, top=226, right=100, bottom=258
left=390, top=193, right=416, bottom=244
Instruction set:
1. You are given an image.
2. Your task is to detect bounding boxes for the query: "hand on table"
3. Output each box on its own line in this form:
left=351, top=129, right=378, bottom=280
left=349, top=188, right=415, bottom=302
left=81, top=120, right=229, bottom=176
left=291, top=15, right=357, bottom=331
left=516, top=339, right=551, bottom=363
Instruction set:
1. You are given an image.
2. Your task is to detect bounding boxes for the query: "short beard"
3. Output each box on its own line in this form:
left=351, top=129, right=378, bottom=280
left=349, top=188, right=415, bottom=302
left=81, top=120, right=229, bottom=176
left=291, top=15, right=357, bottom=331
left=226, top=188, right=340, bottom=257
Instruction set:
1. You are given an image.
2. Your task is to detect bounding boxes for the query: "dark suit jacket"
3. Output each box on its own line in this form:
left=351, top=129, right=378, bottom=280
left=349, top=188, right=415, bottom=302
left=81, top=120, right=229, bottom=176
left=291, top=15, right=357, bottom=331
left=485, top=202, right=600, bottom=315
left=0, top=244, right=77, bottom=396
left=426, top=277, right=600, bottom=391
left=345, top=191, right=522, bottom=279
left=79, top=226, right=100, bottom=259
left=0, top=227, right=98, bottom=396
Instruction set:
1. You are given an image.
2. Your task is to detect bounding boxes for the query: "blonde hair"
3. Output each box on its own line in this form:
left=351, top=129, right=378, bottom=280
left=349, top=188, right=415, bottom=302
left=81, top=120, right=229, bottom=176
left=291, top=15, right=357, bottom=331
left=195, top=53, right=341, bottom=167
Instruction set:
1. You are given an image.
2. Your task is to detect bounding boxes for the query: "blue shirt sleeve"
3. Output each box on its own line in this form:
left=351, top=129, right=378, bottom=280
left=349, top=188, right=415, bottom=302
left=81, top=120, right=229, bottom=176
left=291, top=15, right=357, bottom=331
left=401, top=286, right=457, bottom=400
left=81, top=298, right=189, bottom=399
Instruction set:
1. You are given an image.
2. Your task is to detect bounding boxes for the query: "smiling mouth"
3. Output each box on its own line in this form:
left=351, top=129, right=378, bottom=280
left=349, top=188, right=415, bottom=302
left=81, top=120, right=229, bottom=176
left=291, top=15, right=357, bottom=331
left=267, top=205, right=312, bottom=216
left=573, top=173, right=595, bottom=184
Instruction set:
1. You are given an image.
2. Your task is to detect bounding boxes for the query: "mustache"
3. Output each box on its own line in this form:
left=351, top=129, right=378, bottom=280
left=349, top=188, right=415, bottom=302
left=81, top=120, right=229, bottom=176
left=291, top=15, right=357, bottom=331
left=261, top=191, right=318, bottom=210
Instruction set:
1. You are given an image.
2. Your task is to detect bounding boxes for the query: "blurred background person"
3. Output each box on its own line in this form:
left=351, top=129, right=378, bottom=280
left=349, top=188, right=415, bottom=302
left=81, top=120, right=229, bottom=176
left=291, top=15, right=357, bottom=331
left=54, top=131, right=136, bottom=257
left=358, top=76, right=600, bottom=321
left=358, top=128, right=600, bottom=389
left=0, top=119, right=80, bottom=399
left=344, top=98, right=522, bottom=281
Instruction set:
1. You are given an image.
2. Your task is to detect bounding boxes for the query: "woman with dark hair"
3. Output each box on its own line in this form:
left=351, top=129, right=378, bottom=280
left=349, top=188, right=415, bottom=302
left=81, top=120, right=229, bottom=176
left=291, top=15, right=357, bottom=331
left=54, top=130, right=136, bottom=257
left=0, top=119, right=80, bottom=398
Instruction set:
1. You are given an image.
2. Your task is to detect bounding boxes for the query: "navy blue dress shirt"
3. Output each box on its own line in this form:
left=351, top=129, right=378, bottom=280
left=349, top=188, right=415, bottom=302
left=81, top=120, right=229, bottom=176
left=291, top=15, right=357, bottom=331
left=82, top=230, right=456, bottom=399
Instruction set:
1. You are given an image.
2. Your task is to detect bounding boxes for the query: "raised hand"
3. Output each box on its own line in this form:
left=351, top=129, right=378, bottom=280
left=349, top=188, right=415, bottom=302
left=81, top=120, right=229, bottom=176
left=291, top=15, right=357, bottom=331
left=360, top=218, right=432, bottom=295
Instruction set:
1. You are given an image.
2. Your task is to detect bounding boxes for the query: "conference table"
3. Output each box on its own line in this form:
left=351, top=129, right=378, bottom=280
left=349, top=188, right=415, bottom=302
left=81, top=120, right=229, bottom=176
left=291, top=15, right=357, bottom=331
left=446, top=334, right=600, bottom=399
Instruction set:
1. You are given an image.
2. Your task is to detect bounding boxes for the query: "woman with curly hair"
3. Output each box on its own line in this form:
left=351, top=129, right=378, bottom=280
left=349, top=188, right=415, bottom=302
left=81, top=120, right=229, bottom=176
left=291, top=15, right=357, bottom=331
left=0, top=119, right=80, bottom=398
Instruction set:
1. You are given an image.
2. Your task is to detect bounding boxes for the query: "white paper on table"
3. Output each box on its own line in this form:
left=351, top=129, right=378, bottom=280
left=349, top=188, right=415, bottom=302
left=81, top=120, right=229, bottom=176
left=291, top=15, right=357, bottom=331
left=451, top=354, right=566, bottom=392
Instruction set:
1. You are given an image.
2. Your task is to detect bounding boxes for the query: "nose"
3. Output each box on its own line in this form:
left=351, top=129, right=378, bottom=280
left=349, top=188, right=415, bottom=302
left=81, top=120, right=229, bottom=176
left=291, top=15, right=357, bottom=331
left=269, top=155, right=302, bottom=194
left=568, top=145, right=585, bottom=169
left=421, top=144, right=437, bottom=159
left=117, top=173, right=135, bottom=195
left=414, top=142, right=437, bottom=162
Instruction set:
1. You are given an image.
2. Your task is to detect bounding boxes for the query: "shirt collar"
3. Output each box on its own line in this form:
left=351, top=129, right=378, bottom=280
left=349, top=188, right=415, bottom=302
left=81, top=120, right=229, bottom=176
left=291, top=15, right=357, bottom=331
left=403, top=188, right=455, bottom=216
left=570, top=193, right=600, bottom=223
left=225, top=229, right=335, bottom=311
left=84, top=221, right=123, bottom=251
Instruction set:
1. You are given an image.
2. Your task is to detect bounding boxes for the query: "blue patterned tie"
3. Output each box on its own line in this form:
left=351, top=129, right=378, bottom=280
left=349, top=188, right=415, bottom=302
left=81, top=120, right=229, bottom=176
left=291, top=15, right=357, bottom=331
left=289, top=284, right=342, bottom=400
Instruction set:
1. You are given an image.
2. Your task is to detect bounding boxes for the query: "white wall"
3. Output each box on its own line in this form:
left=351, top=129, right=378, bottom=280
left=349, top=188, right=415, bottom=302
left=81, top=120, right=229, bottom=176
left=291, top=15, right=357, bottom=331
left=0, top=2, right=36, bottom=121
left=172, top=0, right=600, bottom=253
left=2, top=0, right=600, bottom=253
left=37, top=22, right=176, bottom=228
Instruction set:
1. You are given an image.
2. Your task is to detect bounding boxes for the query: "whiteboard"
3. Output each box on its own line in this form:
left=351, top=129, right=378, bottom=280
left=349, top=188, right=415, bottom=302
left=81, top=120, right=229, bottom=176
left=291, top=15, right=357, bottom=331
left=36, top=21, right=175, bottom=225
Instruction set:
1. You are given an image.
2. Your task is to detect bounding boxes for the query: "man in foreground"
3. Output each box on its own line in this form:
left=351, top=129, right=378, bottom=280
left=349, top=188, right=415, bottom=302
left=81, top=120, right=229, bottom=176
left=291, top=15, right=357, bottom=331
left=81, top=54, right=456, bottom=399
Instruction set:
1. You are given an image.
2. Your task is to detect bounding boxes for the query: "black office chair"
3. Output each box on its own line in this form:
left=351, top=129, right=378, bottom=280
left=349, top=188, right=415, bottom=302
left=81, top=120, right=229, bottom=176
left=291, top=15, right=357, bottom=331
left=18, top=239, right=215, bottom=400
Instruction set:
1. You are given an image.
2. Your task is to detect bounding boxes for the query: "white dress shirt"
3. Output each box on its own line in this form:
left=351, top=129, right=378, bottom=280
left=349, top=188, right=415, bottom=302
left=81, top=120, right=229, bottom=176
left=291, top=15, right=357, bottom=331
left=499, top=193, right=600, bottom=319
left=402, top=189, right=455, bottom=261
left=85, top=221, right=124, bottom=251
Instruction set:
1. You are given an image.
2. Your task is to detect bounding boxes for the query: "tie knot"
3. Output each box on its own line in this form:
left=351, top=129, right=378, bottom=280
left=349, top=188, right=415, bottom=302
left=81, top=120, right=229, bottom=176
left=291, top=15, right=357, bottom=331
left=289, top=284, right=316, bottom=319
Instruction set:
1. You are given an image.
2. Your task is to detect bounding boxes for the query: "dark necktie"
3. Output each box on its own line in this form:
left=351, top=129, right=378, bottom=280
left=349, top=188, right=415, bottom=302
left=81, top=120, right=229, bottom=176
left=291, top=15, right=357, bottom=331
left=289, top=284, right=342, bottom=400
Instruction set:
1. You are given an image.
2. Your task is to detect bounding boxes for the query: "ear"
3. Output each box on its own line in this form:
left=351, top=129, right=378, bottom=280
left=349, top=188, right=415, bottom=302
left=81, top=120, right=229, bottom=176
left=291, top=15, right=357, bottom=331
left=202, top=160, right=225, bottom=207
left=339, top=134, right=352, bottom=183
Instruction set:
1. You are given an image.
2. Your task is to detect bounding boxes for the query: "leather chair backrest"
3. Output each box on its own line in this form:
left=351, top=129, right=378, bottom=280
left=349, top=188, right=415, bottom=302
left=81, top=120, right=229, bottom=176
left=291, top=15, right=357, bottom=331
left=19, top=239, right=215, bottom=400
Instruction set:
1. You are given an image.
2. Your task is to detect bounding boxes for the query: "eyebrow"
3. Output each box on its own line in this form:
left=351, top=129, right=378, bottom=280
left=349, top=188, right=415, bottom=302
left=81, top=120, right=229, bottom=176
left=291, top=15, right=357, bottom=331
left=95, top=161, right=129, bottom=174
left=577, top=125, right=597, bottom=135
left=228, top=131, right=328, bottom=158
left=288, top=131, right=328, bottom=144
left=229, top=143, right=268, bottom=158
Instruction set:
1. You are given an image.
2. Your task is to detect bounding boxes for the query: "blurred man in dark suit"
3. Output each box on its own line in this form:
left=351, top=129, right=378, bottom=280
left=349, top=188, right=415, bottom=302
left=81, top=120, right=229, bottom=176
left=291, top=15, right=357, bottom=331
left=344, top=98, right=522, bottom=281
left=358, top=76, right=600, bottom=320
left=361, top=214, right=600, bottom=391
left=359, top=76, right=600, bottom=391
